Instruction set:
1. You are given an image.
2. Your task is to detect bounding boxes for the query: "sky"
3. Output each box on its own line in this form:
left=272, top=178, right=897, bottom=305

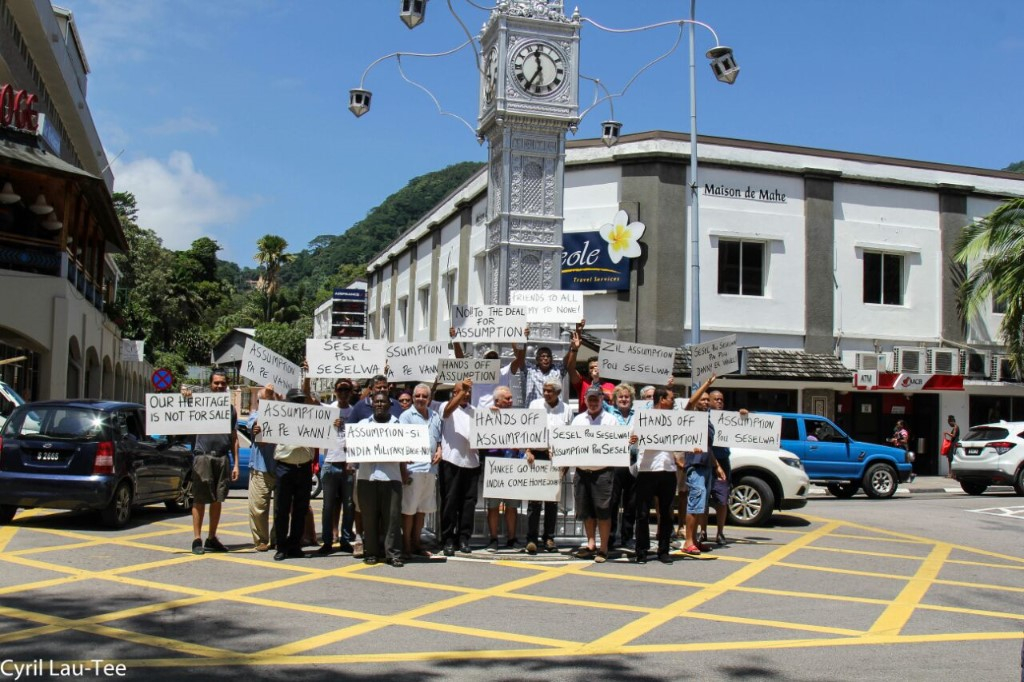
left=57, top=0, right=1024, bottom=267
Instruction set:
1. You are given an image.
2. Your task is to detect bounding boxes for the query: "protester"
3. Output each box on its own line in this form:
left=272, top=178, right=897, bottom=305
left=483, top=386, right=523, bottom=551
left=680, top=375, right=727, bottom=556
left=247, top=383, right=280, bottom=552
left=357, top=391, right=407, bottom=567
left=439, top=379, right=479, bottom=556
left=634, top=386, right=682, bottom=564
left=568, top=385, right=619, bottom=562
left=399, top=383, right=443, bottom=558
left=317, top=378, right=355, bottom=555
left=525, top=379, right=572, bottom=554
left=272, top=382, right=318, bottom=561
left=606, top=383, right=638, bottom=553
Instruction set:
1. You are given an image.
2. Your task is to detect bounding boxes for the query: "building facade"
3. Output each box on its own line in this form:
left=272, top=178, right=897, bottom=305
left=363, top=131, right=1024, bottom=475
left=0, top=0, right=149, bottom=402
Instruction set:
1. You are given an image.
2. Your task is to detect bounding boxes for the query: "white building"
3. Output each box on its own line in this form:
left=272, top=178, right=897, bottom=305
left=363, top=131, right=1024, bottom=475
left=0, top=1, right=149, bottom=401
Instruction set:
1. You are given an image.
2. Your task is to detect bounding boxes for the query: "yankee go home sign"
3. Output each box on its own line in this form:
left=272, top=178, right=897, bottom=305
left=704, top=183, right=787, bottom=203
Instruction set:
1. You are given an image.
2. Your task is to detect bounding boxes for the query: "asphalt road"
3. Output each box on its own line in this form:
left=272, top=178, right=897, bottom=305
left=0, top=486, right=1021, bottom=682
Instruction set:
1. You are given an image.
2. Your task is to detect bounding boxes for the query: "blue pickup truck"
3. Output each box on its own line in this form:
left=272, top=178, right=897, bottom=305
left=766, top=412, right=915, bottom=499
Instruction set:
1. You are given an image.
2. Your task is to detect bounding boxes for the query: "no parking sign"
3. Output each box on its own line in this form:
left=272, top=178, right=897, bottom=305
left=151, top=368, right=174, bottom=391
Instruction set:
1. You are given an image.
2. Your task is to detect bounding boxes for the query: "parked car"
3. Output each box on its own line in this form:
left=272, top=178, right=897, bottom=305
left=0, top=400, right=193, bottom=528
left=235, top=418, right=322, bottom=498
left=726, top=446, right=810, bottom=526
left=951, top=421, right=1024, bottom=496
left=0, top=380, right=26, bottom=428
left=765, top=412, right=914, bottom=499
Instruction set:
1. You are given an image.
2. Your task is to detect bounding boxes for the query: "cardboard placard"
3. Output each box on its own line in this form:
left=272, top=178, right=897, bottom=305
left=436, top=358, right=501, bottom=384
left=482, top=457, right=561, bottom=501
left=691, top=334, right=739, bottom=386
left=634, top=409, right=709, bottom=451
left=345, top=423, right=430, bottom=463
left=241, top=338, right=301, bottom=391
left=598, top=340, right=675, bottom=385
left=452, top=305, right=527, bottom=343
left=255, top=399, right=340, bottom=450
left=549, top=424, right=631, bottom=468
left=145, top=392, right=231, bottom=436
left=306, top=339, right=387, bottom=379
left=471, top=408, right=549, bottom=449
left=509, top=290, right=584, bottom=324
left=386, top=342, right=447, bottom=383
left=710, top=410, right=781, bottom=451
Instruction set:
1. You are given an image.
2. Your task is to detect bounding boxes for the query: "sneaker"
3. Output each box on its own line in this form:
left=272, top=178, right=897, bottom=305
left=204, top=537, right=228, bottom=553
left=191, top=538, right=204, bottom=555
left=544, top=539, right=558, bottom=553
left=352, top=538, right=364, bottom=559
left=525, top=541, right=538, bottom=555
left=387, top=557, right=404, bottom=568
left=621, top=539, right=636, bottom=553
left=486, top=538, right=499, bottom=553
left=459, top=542, right=472, bottom=554
left=505, top=538, right=520, bottom=551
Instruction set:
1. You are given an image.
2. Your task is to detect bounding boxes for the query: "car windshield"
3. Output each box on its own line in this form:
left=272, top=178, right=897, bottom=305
left=3, top=406, right=107, bottom=440
left=963, top=426, right=1009, bottom=441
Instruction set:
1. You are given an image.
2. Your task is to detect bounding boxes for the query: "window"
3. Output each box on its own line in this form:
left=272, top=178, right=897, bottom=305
left=397, top=297, right=409, bottom=338
left=863, top=252, right=903, bottom=305
left=993, top=296, right=1007, bottom=315
left=418, top=287, right=430, bottom=329
left=442, top=271, right=457, bottom=320
left=381, top=306, right=391, bottom=341
left=717, top=240, right=764, bottom=296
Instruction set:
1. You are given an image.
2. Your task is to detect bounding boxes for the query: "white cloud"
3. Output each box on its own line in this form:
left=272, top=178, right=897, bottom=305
left=112, top=151, right=254, bottom=251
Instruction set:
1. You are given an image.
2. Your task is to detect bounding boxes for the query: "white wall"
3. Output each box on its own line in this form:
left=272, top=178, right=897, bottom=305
left=963, top=195, right=1011, bottom=346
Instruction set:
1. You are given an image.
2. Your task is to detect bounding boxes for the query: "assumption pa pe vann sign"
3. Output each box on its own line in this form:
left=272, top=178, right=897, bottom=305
left=561, top=210, right=644, bottom=291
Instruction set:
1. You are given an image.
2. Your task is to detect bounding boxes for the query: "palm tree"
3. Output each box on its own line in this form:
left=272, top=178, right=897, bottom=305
left=954, top=197, right=1024, bottom=373
left=254, top=234, right=295, bottom=321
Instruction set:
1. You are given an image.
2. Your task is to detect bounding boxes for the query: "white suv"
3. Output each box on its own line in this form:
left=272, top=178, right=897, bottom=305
left=952, top=421, right=1024, bottom=496
left=727, top=447, right=810, bottom=526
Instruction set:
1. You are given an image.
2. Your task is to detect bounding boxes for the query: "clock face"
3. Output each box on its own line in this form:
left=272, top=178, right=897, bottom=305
left=484, top=47, right=498, bottom=102
left=512, top=41, right=565, bottom=96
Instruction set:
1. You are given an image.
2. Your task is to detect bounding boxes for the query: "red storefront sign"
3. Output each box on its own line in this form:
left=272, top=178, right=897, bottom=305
left=856, top=373, right=964, bottom=391
left=0, top=84, right=39, bottom=133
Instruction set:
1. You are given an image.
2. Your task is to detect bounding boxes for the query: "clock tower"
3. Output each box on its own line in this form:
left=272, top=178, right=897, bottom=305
left=478, top=0, right=580, bottom=343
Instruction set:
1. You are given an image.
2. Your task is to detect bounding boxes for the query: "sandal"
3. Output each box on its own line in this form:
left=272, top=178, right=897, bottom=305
left=681, top=545, right=702, bottom=556
left=715, top=533, right=728, bottom=546
left=574, top=547, right=596, bottom=560
left=593, top=552, right=608, bottom=564
left=698, top=530, right=708, bottom=544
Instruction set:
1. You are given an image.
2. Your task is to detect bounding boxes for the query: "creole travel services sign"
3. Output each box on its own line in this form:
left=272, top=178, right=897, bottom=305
left=561, top=210, right=644, bottom=291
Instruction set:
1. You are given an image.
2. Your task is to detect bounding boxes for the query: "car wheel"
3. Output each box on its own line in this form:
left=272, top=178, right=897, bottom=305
left=0, top=504, right=16, bottom=524
left=1014, top=468, right=1024, bottom=497
left=863, top=464, right=898, bottom=499
left=960, top=481, right=988, bottom=496
left=826, top=482, right=859, bottom=498
left=310, top=470, right=322, bottom=499
left=165, top=474, right=193, bottom=513
left=101, top=482, right=133, bottom=528
left=728, top=475, right=775, bottom=527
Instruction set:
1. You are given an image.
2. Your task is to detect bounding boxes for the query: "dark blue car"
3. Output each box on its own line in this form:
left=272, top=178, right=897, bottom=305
left=0, top=400, right=193, bottom=528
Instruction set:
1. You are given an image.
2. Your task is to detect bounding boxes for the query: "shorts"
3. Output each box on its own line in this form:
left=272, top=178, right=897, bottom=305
left=401, top=472, right=437, bottom=515
left=486, top=497, right=522, bottom=511
left=685, top=465, right=712, bottom=515
left=710, top=478, right=730, bottom=506
left=573, top=468, right=614, bottom=521
left=192, top=453, right=230, bottom=504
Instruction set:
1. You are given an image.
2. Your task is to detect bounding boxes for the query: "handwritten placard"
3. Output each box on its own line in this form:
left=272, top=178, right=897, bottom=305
left=241, top=339, right=301, bottom=391
left=437, top=358, right=500, bottom=384
left=691, top=334, right=738, bottom=386
left=510, top=290, right=584, bottom=324
left=345, top=423, right=430, bottom=463
left=145, top=392, right=231, bottom=436
left=471, top=408, right=548, bottom=449
left=549, top=424, right=631, bottom=468
left=483, top=457, right=560, bottom=501
left=711, top=411, right=781, bottom=451
left=120, top=339, right=144, bottom=363
left=306, top=339, right=386, bottom=379
left=255, top=399, right=340, bottom=450
left=452, top=305, right=527, bottom=343
left=598, top=340, right=675, bottom=385
left=386, top=342, right=447, bottom=383
left=634, top=409, right=709, bottom=451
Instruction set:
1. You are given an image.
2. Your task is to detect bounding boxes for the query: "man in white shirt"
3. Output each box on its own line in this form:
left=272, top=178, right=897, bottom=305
left=450, top=328, right=523, bottom=408
left=525, top=379, right=572, bottom=554
left=317, top=378, right=355, bottom=555
left=357, top=392, right=408, bottom=567
left=439, top=379, right=478, bottom=556
left=568, top=385, right=619, bottom=563
left=399, top=383, right=443, bottom=558
left=634, top=387, right=684, bottom=565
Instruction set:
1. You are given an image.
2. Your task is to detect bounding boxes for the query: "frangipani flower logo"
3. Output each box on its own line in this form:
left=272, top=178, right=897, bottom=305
left=598, top=210, right=645, bottom=264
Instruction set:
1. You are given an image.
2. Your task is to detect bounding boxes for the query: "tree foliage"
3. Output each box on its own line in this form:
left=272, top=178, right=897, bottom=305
left=111, top=161, right=480, bottom=376
left=954, top=197, right=1024, bottom=373
left=1005, top=160, right=1024, bottom=174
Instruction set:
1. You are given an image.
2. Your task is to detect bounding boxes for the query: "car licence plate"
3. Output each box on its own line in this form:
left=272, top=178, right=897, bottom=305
left=965, top=447, right=980, bottom=456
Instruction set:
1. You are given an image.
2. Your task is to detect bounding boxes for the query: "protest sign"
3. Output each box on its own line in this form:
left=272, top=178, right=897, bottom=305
left=345, top=423, right=430, bottom=463
left=452, top=305, right=527, bottom=343
left=471, top=408, right=549, bottom=449
left=483, top=457, right=560, bottom=501
left=549, top=424, right=631, bottom=468
left=691, top=334, right=739, bottom=386
left=710, top=410, right=781, bottom=450
left=306, top=339, right=387, bottom=379
left=436, top=358, right=501, bottom=384
left=386, top=341, right=447, bottom=383
left=634, top=409, right=709, bottom=451
left=120, top=339, right=144, bottom=363
left=598, top=340, right=675, bottom=385
left=509, top=290, right=584, bottom=324
left=255, top=399, right=340, bottom=450
left=145, top=392, right=231, bottom=436
left=241, top=338, right=301, bottom=391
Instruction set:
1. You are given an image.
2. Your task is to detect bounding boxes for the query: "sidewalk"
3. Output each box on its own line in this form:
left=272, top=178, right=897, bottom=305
left=806, top=475, right=1015, bottom=496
